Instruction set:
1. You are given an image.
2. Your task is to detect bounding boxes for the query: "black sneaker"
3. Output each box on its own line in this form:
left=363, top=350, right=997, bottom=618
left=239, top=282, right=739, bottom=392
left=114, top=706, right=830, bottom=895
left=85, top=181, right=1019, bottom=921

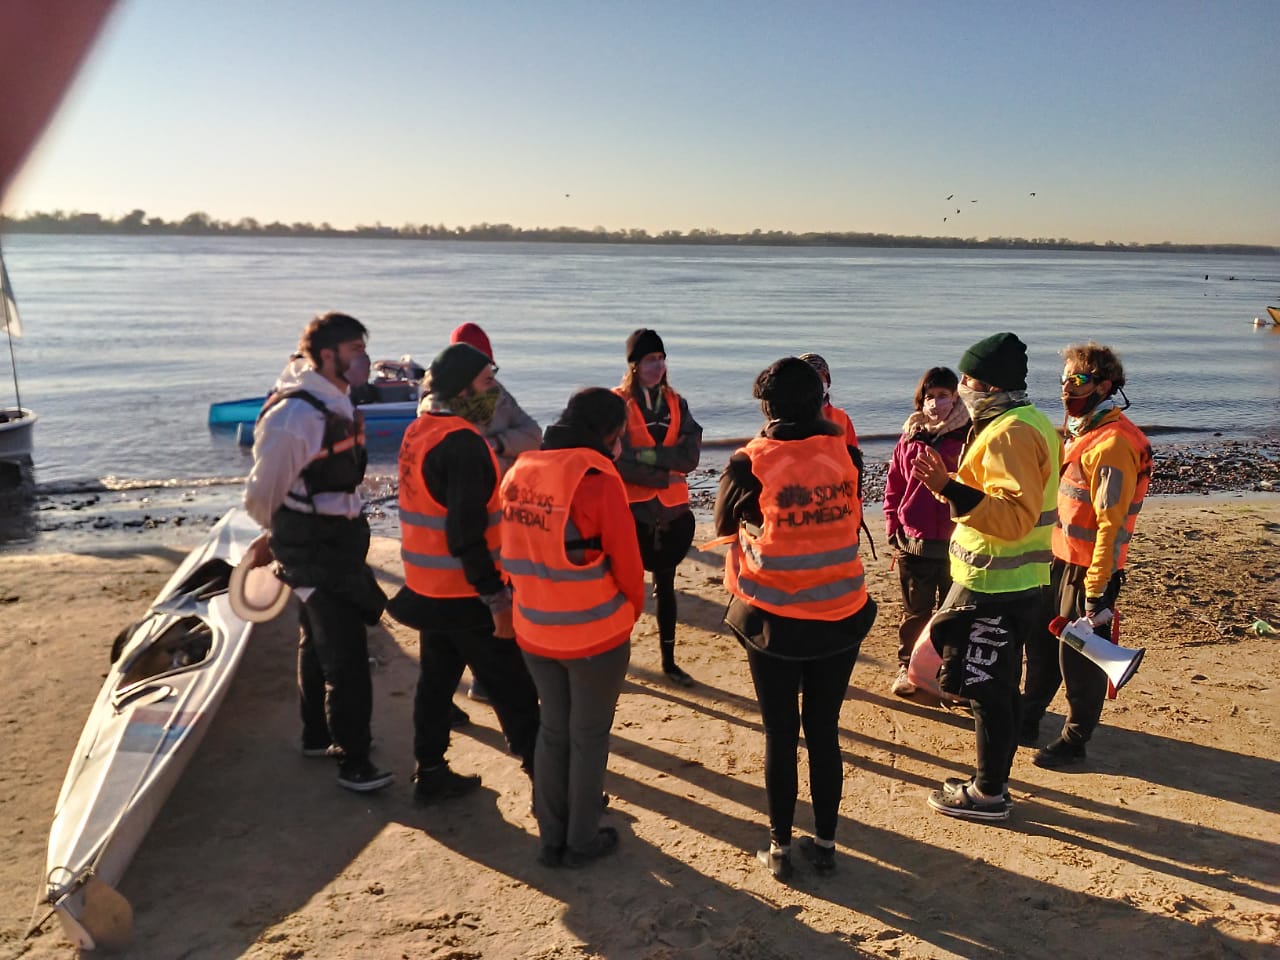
left=927, top=784, right=1011, bottom=822
left=563, top=827, right=619, bottom=868
left=537, top=845, right=565, bottom=868
left=798, top=836, right=836, bottom=875
left=1033, top=737, right=1087, bottom=769
left=663, top=665, right=695, bottom=688
left=336, top=760, right=394, bottom=793
left=450, top=704, right=472, bottom=729
left=755, top=846, right=794, bottom=881
left=413, top=765, right=482, bottom=805
left=1018, top=720, right=1041, bottom=747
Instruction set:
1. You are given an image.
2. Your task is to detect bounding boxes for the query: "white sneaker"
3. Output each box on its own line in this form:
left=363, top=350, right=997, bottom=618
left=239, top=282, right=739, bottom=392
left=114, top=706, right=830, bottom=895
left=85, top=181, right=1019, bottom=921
left=891, top=666, right=917, bottom=697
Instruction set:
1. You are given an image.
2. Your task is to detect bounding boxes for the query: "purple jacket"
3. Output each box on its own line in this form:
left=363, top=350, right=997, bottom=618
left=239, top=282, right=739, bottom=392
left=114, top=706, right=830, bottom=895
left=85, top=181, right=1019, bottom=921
left=883, top=427, right=966, bottom=558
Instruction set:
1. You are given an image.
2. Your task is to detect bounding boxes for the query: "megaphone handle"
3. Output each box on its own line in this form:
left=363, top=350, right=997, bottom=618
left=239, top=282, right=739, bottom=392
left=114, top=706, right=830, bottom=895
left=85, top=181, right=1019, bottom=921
left=1086, top=607, right=1114, bottom=629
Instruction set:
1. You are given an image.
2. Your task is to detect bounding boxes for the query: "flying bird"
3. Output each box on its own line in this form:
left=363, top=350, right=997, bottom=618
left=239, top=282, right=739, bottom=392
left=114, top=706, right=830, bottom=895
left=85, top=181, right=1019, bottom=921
left=956, top=208, right=960, bottom=213
left=1029, top=192, right=1036, bottom=197
left=564, top=193, right=571, bottom=198
left=946, top=194, right=954, bottom=200
left=970, top=199, right=977, bottom=203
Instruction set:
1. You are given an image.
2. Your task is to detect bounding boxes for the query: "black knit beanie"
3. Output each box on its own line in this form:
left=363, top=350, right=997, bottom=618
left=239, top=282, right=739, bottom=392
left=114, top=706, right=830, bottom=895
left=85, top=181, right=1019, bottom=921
left=428, top=343, right=490, bottom=400
left=959, top=332, right=1028, bottom=391
left=625, top=328, right=665, bottom=363
left=754, top=357, right=824, bottom=422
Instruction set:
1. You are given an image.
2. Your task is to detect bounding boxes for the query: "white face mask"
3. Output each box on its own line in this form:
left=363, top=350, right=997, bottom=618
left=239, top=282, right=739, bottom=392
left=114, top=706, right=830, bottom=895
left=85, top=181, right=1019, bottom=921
left=343, top=352, right=371, bottom=388
left=923, top=395, right=954, bottom=421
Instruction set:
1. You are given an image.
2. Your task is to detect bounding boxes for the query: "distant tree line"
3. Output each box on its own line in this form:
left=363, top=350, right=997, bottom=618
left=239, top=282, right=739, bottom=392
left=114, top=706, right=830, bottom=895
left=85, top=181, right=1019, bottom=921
left=2, top=209, right=1275, bottom=256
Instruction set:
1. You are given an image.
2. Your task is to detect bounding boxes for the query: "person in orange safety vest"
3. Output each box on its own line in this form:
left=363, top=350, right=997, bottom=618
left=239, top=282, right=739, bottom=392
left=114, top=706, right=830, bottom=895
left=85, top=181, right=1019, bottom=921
left=613, top=329, right=703, bottom=686
left=502, top=387, right=645, bottom=868
left=711, top=356, right=877, bottom=880
left=1023, top=342, right=1152, bottom=768
left=386, top=342, right=540, bottom=807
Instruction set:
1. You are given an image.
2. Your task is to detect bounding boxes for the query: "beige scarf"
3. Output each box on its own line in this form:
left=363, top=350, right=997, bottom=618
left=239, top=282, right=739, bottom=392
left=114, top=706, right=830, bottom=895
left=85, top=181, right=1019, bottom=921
left=901, top=397, right=971, bottom=439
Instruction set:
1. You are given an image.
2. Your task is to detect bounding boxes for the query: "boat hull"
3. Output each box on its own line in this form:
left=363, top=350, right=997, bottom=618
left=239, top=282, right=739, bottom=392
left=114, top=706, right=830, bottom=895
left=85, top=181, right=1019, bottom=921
left=210, top=395, right=418, bottom=445
left=36, top=509, right=262, bottom=951
left=1267, top=305, right=1280, bottom=325
left=0, top=406, right=36, bottom=463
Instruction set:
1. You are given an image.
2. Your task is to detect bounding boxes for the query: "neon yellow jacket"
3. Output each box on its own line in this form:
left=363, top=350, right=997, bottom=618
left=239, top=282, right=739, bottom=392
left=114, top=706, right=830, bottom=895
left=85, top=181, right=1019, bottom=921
left=949, top=404, right=1062, bottom=593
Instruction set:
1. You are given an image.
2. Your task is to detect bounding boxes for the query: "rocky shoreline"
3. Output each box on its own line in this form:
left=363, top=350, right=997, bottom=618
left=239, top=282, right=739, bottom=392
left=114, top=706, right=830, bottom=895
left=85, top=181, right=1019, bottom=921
left=694, top=435, right=1280, bottom=509
left=3, top=436, right=1278, bottom=555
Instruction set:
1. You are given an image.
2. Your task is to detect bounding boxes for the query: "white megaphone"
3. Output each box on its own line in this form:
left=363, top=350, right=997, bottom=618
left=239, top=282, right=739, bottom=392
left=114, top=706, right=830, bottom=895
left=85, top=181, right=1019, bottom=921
left=1049, top=611, right=1145, bottom=698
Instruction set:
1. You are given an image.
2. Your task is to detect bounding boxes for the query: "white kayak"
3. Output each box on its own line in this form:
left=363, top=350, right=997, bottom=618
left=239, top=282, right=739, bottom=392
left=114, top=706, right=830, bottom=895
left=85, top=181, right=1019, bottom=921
left=29, top=508, right=264, bottom=952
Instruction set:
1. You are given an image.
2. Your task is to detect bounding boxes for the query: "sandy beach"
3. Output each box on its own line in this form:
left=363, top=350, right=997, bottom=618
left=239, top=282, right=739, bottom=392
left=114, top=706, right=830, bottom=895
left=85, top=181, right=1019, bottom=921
left=2, top=494, right=1278, bottom=959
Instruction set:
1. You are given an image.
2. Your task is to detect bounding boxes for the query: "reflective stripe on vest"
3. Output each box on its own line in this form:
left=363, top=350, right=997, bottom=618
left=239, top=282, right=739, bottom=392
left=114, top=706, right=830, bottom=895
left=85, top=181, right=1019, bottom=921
left=948, top=404, right=1061, bottom=593
left=1052, top=412, right=1151, bottom=570
left=398, top=413, right=502, bottom=598
left=615, top=385, right=689, bottom=508
left=501, top=447, right=638, bottom=656
left=723, top=434, right=867, bottom=622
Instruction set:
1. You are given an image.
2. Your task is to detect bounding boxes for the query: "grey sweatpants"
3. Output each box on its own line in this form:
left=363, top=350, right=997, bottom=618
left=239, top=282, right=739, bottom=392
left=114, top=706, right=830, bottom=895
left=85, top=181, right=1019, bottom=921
left=522, top=641, right=631, bottom=852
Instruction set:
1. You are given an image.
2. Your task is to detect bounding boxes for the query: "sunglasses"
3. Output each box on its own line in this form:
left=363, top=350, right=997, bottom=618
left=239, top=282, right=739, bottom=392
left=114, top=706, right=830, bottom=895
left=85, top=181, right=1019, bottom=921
left=1060, top=372, right=1095, bottom=388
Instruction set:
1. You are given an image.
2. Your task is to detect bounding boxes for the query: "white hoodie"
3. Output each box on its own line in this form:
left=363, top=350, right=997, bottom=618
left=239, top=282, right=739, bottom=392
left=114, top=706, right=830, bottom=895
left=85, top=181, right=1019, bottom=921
left=242, top=362, right=363, bottom=528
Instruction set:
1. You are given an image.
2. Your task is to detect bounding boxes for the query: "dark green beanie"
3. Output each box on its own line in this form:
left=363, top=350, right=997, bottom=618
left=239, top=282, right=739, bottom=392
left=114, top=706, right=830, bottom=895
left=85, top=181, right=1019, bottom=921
left=959, top=332, right=1028, bottom=390
left=428, top=342, right=490, bottom=400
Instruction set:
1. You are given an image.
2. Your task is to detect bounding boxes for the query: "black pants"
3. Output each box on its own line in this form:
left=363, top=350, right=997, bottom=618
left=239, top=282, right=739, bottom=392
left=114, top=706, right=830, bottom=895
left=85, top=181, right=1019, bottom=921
left=298, top=588, right=374, bottom=762
left=745, top=644, right=861, bottom=846
left=414, top=600, right=540, bottom=774
left=895, top=552, right=951, bottom=664
left=636, top=510, right=696, bottom=657
left=933, top=584, right=1041, bottom=795
left=1023, top=558, right=1112, bottom=744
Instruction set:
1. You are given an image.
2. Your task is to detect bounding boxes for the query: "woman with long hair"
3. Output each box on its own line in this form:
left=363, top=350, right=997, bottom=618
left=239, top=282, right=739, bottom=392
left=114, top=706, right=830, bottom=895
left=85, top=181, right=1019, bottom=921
left=613, top=329, right=703, bottom=686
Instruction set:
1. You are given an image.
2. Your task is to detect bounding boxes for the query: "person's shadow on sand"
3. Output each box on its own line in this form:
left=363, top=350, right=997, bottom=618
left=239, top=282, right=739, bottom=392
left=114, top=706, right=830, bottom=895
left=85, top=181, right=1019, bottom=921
left=47, top=594, right=1276, bottom=959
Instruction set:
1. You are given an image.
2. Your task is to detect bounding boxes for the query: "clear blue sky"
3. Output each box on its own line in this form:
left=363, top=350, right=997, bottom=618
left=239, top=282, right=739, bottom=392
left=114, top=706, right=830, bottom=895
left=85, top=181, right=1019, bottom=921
left=7, top=0, right=1279, bottom=244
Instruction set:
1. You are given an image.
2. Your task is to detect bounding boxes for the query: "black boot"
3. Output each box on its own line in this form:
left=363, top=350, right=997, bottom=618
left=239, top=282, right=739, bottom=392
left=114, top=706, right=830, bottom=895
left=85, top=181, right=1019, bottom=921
left=660, top=640, right=694, bottom=687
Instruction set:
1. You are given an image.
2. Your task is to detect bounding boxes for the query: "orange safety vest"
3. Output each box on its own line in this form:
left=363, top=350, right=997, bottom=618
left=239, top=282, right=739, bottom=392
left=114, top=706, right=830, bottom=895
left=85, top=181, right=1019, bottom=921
left=614, top=385, right=690, bottom=508
left=824, top=402, right=859, bottom=449
left=1052, top=412, right=1152, bottom=570
left=398, top=414, right=502, bottom=598
left=719, top=434, right=868, bottom=621
left=500, top=448, right=638, bottom=657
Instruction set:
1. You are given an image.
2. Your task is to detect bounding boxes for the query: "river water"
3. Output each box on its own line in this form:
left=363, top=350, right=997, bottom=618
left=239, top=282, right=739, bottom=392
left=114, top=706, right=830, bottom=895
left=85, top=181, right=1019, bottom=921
left=1, top=234, right=1277, bottom=549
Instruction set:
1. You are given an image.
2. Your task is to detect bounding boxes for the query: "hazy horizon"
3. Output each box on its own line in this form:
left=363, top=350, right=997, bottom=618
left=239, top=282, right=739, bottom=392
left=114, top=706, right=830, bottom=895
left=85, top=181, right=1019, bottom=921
left=4, top=206, right=1278, bottom=251
left=4, top=1, right=1278, bottom=247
